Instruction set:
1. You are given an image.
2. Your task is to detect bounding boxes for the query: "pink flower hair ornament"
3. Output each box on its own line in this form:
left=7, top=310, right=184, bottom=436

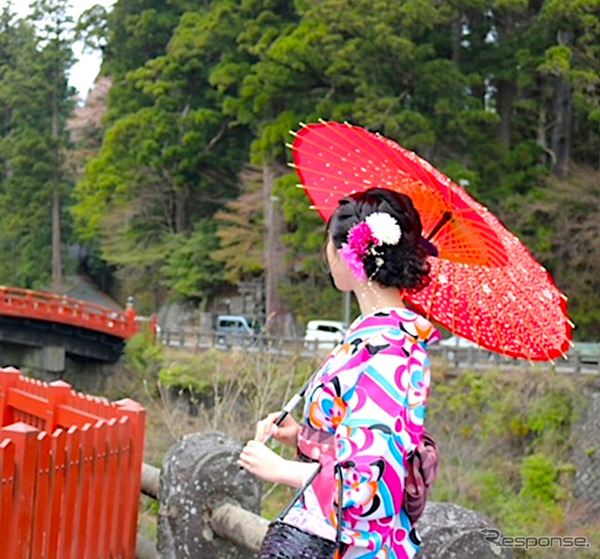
left=339, top=212, right=402, bottom=282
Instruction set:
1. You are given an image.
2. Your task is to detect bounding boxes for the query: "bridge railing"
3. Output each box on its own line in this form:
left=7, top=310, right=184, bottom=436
left=0, top=368, right=145, bottom=559
left=0, top=286, right=137, bottom=339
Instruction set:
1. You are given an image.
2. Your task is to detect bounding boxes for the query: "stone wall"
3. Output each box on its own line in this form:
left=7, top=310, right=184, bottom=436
left=572, top=389, right=600, bottom=520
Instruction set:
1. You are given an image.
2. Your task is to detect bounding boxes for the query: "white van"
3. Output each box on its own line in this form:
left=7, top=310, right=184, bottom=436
left=304, top=320, right=347, bottom=349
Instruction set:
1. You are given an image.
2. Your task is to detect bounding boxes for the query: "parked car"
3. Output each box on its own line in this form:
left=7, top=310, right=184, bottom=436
left=438, top=335, right=486, bottom=360
left=568, top=342, right=600, bottom=366
left=304, top=320, right=347, bottom=349
left=439, top=335, right=482, bottom=350
left=215, top=315, right=259, bottom=346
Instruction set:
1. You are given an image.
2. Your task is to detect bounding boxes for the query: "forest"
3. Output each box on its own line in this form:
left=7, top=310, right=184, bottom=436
left=0, top=0, right=599, bottom=339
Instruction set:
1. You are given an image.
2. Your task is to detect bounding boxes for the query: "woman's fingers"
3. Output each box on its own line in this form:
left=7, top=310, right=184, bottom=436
left=237, top=440, right=284, bottom=482
left=254, top=411, right=300, bottom=446
left=255, top=412, right=282, bottom=442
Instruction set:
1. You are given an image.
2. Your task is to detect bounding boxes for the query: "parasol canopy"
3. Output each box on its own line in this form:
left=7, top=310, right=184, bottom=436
left=290, top=120, right=573, bottom=361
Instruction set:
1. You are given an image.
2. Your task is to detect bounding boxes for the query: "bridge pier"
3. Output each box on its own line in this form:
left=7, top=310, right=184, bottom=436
left=0, top=342, right=119, bottom=391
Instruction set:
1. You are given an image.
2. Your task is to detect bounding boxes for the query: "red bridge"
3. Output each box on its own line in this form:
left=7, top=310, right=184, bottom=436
left=0, top=287, right=156, bottom=368
left=0, top=286, right=139, bottom=339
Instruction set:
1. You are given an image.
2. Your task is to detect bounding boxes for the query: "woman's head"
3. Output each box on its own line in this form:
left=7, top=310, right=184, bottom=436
left=327, top=188, right=430, bottom=293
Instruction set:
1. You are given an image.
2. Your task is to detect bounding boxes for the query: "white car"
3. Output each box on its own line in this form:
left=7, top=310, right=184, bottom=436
left=439, top=335, right=487, bottom=361
left=304, top=320, right=347, bottom=349
left=439, top=335, right=482, bottom=350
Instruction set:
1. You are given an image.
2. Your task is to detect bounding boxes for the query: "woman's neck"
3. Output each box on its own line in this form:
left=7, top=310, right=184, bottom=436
left=353, top=281, right=405, bottom=316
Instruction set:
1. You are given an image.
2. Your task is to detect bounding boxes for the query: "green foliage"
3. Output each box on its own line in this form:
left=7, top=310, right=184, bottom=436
left=212, top=166, right=265, bottom=283
left=427, top=366, right=593, bottom=549
left=156, top=345, right=321, bottom=440
left=124, top=331, right=164, bottom=377
left=41, top=0, right=600, bottom=336
left=519, top=453, right=561, bottom=502
left=161, top=219, right=228, bottom=304
left=503, top=168, right=600, bottom=339
left=158, top=350, right=225, bottom=394
left=0, top=1, right=75, bottom=289
left=104, top=331, right=166, bottom=400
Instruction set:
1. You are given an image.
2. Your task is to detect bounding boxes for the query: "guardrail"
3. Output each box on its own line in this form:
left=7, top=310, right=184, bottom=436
left=158, top=328, right=599, bottom=374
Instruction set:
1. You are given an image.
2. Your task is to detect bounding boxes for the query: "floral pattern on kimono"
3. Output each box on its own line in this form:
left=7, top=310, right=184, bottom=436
left=287, top=307, right=440, bottom=559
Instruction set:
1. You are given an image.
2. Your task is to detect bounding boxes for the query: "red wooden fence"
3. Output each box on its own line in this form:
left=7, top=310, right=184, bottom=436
left=0, top=368, right=146, bottom=559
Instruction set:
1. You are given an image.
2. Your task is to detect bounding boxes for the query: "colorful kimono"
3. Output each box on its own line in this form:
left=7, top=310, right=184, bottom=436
left=285, top=307, right=440, bottom=559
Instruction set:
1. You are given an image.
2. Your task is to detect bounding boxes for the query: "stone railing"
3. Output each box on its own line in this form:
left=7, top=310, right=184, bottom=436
left=141, top=431, right=514, bottom=559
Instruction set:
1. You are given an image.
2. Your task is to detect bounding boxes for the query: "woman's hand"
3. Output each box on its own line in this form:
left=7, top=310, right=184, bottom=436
left=237, top=440, right=287, bottom=483
left=255, top=411, right=300, bottom=447
left=237, top=440, right=317, bottom=488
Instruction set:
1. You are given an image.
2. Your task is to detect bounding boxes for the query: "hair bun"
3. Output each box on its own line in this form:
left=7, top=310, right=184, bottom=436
left=328, top=188, right=430, bottom=293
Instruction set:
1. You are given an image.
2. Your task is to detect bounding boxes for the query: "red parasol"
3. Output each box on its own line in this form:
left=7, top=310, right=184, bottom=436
left=290, top=120, right=573, bottom=361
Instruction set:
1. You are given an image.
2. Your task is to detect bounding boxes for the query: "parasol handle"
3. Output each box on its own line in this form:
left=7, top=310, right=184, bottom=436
left=262, top=378, right=313, bottom=444
left=427, top=211, right=453, bottom=242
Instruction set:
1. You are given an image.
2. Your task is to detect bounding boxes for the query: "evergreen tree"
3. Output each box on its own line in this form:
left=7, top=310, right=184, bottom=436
left=67, top=0, right=600, bottom=334
left=0, top=2, right=74, bottom=290
left=31, top=0, right=76, bottom=291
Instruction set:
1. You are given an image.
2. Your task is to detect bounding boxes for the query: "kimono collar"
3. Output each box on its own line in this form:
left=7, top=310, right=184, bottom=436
left=345, top=307, right=441, bottom=348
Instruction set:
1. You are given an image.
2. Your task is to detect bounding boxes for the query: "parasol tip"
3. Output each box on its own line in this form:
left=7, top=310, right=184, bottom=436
left=285, top=142, right=295, bottom=149
left=288, top=162, right=298, bottom=169
left=295, top=184, right=307, bottom=189
left=299, top=121, right=308, bottom=128
left=289, top=129, right=299, bottom=137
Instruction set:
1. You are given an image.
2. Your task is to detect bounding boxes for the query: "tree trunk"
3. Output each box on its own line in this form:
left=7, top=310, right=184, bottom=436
left=51, top=84, right=62, bottom=292
left=550, top=30, right=573, bottom=177
left=451, top=16, right=462, bottom=65
left=175, top=187, right=188, bottom=233
left=536, top=98, right=555, bottom=167
left=550, top=76, right=573, bottom=177
left=263, top=162, right=285, bottom=335
left=52, top=188, right=62, bottom=291
left=496, top=78, right=517, bottom=149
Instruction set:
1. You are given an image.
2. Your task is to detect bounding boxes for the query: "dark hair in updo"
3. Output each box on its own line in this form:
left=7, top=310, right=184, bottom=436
left=328, top=188, right=430, bottom=293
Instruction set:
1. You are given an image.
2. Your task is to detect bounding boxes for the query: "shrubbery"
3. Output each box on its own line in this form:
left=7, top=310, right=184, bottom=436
left=111, top=342, right=600, bottom=555
left=427, top=364, right=599, bottom=557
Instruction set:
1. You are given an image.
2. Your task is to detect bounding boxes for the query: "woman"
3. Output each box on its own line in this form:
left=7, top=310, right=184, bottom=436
left=238, top=188, right=440, bottom=558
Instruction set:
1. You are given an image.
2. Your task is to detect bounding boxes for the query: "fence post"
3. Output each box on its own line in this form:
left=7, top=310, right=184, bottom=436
left=45, top=380, right=72, bottom=433
left=0, top=367, right=22, bottom=427
left=0, top=438, right=16, bottom=559
left=46, top=429, right=66, bottom=559
left=31, top=431, right=51, bottom=559
left=116, top=398, right=146, bottom=557
left=59, top=426, right=80, bottom=559
left=2, top=422, right=39, bottom=559
left=574, top=352, right=581, bottom=374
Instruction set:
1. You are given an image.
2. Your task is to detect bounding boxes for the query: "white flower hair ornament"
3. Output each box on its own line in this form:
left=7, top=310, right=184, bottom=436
left=339, top=212, right=403, bottom=282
